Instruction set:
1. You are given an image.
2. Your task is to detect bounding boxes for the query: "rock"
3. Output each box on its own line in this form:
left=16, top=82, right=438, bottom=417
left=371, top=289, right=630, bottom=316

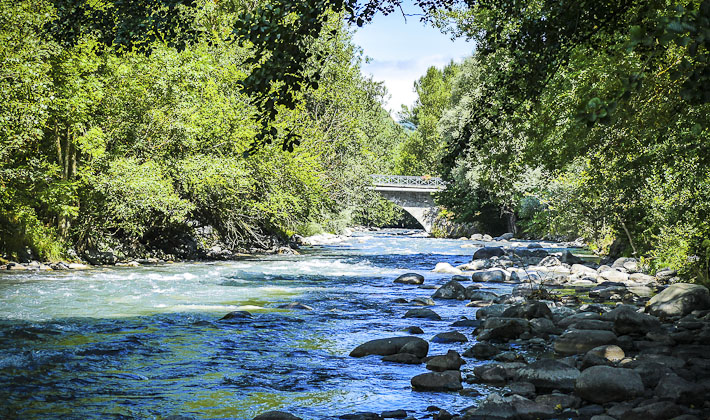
left=557, top=312, right=604, bottom=328
left=277, top=302, right=313, bottom=310
left=471, top=269, right=509, bottom=283
left=426, top=350, right=465, bottom=372
left=514, top=358, right=581, bottom=392
left=506, top=381, right=536, bottom=398
left=450, top=318, right=481, bottom=328
left=350, top=336, right=429, bottom=358
left=477, top=317, right=531, bottom=341
left=472, top=246, right=506, bottom=260
left=403, top=326, right=424, bottom=334
left=560, top=250, right=584, bottom=264
left=381, top=410, right=407, bottom=419
left=629, top=272, right=656, bottom=284
left=466, top=289, right=499, bottom=301
left=567, top=319, right=614, bottom=331
left=394, top=273, right=425, bottom=285
left=465, top=393, right=556, bottom=420
left=586, top=345, right=625, bottom=363
left=646, top=283, right=710, bottom=318
left=539, top=256, right=562, bottom=266
left=612, top=309, right=661, bottom=336
left=623, top=401, right=684, bottom=420
left=382, top=353, right=422, bottom=364
left=339, top=413, right=382, bottom=420
left=67, top=263, right=90, bottom=270
left=502, top=301, right=552, bottom=320
left=572, top=264, right=597, bottom=276
left=530, top=317, right=560, bottom=336
left=432, top=279, right=466, bottom=300
left=403, top=308, right=441, bottom=321
left=574, top=366, right=644, bottom=404
left=535, top=393, right=581, bottom=410
left=655, top=268, right=677, bottom=283
left=432, top=331, right=468, bottom=343
left=220, top=311, right=252, bottom=320
left=411, top=297, right=435, bottom=306
left=473, top=364, right=509, bottom=385
left=432, top=263, right=462, bottom=275
left=463, top=342, right=498, bottom=359
left=554, top=329, right=617, bottom=355
left=253, top=411, right=302, bottom=420
left=411, top=370, right=462, bottom=391
left=499, top=233, right=515, bottom=241
left=7, top=263, right=29, bottom=270
left=654, top=373, right=705, bottom=405
left=451, top=274, right=470, bottom=282
left=599, top=268, right=630, bottom=283
left=475, top=304, right=507, bottom=320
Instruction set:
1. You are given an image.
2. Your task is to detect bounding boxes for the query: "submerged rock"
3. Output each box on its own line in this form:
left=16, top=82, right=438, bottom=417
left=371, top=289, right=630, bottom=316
left=277, top=302, right=313, bottom=310
left=426, top=350, right=465, bottom=372
left=350, top=336, right=429, bottom=358
left=431, top=331, right=468, bottom=343
left=432, top=263, right=462, bottom=275
left=432, top=279, right=466, bottom=300
left=220, top=311, right=252, bottom=320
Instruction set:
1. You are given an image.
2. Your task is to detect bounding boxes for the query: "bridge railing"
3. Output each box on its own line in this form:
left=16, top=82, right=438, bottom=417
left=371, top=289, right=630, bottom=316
left=370, top=174, right=446, bottom=189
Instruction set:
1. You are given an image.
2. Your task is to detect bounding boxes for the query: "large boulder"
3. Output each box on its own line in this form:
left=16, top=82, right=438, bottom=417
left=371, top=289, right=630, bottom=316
left=411, top=370, right=462, bottom=391
left=654, top=373, right=706, bottom=405
left=575, top=366, right=644, bottom=404
left=554, top=329, right=617, bottom=355
left=350, top=336, right=429, bottom=358
left=514, top=359, right=581, bottom=392
left=502, top=301, right=552, bottom=320
left=393, top=273, right=425, bottom=285
left=426, top=350, right=465, bottom=372
left=477, top=317, right=530, bottom=341
left=471, top=269, right=508, bottom=283
left=646, top=283, right=710, bottom=318
left=432, top=279, right=466, bottom=300
left=606, top=306, right=661, bottom=336
left=472, top=247, right=506, bottom=260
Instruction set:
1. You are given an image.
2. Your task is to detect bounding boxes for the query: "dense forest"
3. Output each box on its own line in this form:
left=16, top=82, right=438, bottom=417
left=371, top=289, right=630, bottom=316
left=2, top=0, right=710, bottom=284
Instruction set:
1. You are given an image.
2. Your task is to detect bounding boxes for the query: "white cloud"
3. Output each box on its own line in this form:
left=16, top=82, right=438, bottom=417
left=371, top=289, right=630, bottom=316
left=361, top=54, right=461, bottom=117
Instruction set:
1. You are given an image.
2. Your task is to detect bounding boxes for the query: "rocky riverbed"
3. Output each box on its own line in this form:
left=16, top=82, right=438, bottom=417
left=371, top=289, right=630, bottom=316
left=254, top=238, right=710, bottom=420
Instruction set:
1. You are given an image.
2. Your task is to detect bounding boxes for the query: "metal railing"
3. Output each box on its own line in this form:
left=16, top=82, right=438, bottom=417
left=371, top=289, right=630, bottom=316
left=370, top=174, right=446, bottom=189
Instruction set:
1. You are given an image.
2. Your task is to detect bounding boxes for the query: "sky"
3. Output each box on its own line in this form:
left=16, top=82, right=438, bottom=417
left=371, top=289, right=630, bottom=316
left=351, top=3, right=473, bottom=117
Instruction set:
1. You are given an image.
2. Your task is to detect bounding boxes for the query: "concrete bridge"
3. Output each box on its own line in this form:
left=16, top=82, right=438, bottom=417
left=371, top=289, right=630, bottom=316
left=370, top=175, right=446, bottom=232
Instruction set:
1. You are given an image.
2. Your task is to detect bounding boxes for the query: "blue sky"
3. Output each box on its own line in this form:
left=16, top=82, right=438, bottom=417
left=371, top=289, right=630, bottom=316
left=351, top=3, right=473, bottom=116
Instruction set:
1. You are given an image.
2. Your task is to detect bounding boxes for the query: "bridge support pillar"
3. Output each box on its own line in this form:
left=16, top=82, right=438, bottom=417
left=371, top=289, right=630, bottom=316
left=377, top=190, right=439, bottom=232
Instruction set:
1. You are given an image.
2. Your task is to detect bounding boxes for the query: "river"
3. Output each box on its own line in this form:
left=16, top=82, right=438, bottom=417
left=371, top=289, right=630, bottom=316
left=0, top=229, right=519, bottom=419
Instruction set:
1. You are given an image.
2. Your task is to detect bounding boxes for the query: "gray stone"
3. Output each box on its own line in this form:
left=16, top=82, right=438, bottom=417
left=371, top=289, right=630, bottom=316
left=350, top=336, right=429, bottom=358
left=450, top=318, right=481, bottom=328
left=394, top=273, right=425, bottom=285
left=432, top=331, right=468, bottom=343
left=426, top=350, right=465, bottom=372
left=411, top=297, right=435, bottom=306
left=514, top=358, right=581, bottom=392
left=608, top=307, right=661, bottom=336
left=655, top=268, right=677, bottom=282
left=575, top=366, right=644, bottom=403
left=623, top=401, right=684, bottom=420
left=567, top=319, right=614, bottom=331
left=433, top=262, right=462, bottom=274
left=473, top=364, right=508, bottom=385
left=411, top=370, right=462, bottom=391
left=463, top=342, right=498, bottom=359
left=381, top=353, right=422, bottom=364
left=277, top=302, right=313, bottom=310
left=381, top=410, right=407, bottom=419
left=403, top=326, right=424, bottom=334
left=465, top=393, right=556, bottom=419
left=557, top=312, right=604, bottom=328
left=404, top=308, right=441, bottom=321
left=654, top=373, right=705, bottom=405
left=502, top=301, right=552, bottom=320
left=339, top=413, right=382, bottom=420
left=466, top=289, right=499, bottom=301
left=506, top=381, right=536, bottom=398
left=586, top=345, right=625, bottom=363
left=220, top=311, right=252, bottom=320
left=535, top=393, right=581, bottom=410
left=554, top=329, right=617, bottom=355
left=476, top=304, right=508, bottom=320
left=473, top=247, right=506, bottom=260
left=560, top=250, right=584, bottom=265
left=530, top=317, right=560, bottom=335
left=432, top=279, right=466, bottom=300
left=477, top=317, right=531, bottom=341
left=647, top=283, right=710, bottom=318
left=471, top=269, right=508, bottom=283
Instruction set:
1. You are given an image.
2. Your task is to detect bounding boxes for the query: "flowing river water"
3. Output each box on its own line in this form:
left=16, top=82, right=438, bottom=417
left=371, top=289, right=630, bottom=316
left=0, top=229, right=525, bottom=419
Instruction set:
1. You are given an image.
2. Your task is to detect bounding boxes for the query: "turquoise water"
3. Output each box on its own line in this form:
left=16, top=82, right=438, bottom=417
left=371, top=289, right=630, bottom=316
left=0, top=230, right=524, bottom=419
